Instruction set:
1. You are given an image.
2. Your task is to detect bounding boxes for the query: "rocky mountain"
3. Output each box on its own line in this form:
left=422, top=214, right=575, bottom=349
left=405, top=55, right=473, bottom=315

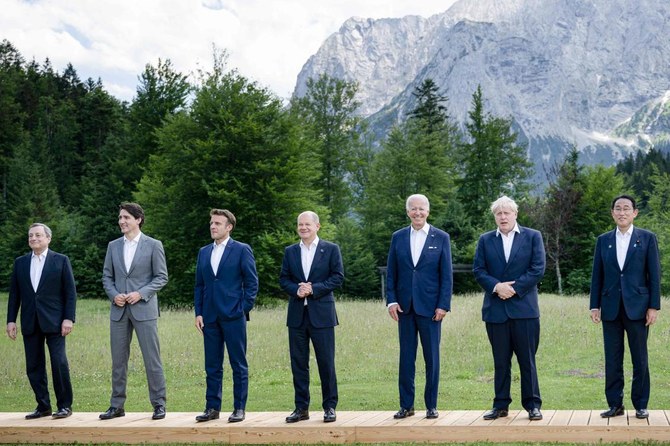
left=294, top=0, right=670, bottom=181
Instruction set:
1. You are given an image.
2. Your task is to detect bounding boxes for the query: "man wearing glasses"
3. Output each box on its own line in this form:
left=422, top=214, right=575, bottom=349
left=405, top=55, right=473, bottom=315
left=590, top=194, right=661, bottom=420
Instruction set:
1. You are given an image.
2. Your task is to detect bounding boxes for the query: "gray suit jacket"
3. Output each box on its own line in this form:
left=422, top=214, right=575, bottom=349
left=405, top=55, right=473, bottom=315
left=102, top=233, right=168, bottom=322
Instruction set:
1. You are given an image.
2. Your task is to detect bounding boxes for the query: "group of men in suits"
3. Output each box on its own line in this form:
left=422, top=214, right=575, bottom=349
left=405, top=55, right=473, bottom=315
left=6, top=193, right=661, bottom=422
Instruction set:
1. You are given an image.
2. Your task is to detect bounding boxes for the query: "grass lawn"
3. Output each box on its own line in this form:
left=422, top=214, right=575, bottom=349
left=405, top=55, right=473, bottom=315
left=2, top=293, right=670, bottom=415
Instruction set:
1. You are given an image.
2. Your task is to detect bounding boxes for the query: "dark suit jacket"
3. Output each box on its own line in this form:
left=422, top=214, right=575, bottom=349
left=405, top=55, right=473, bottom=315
left=7, top=250, right=77, bottom=335
left=590, top=227, right=661, bottom=321
left=280, top=240, right=344, bottom=328
left=473, top=226, right=546, bottom=323
left=194, top=238, right=258, bottom=323
left=386, top=225, right=453, bottom=317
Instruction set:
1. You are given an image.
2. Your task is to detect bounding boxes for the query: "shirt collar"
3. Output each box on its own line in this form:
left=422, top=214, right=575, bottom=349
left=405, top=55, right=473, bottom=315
left=124, top=232, right=142, bottom=244
left=496, top=224, right=521, bottom=237
left=300, top=236, right=320, bottom=249
left=213, top=237, right=230, bottom=249
left=32, top=248, right=48, bottom=259
left=410, top=223, right=431, bottom=236
left=616, top=224, right=634, bottom=237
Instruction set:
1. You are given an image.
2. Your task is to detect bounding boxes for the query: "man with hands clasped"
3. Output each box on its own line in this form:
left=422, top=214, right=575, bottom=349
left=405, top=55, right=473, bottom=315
left=473, top=196, right=545, bottom=421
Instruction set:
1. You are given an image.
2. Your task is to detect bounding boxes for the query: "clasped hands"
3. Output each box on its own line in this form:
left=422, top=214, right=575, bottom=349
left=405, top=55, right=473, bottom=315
left=495, top=281, right=516, bottom=300
left=297, top=282, right=313, bottom=298
left=113, top=291, right=142, bottom=307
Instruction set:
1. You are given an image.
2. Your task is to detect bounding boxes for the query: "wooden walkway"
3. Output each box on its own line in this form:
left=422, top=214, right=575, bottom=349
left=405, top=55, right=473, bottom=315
left=2, top=410, right=670, bottom=444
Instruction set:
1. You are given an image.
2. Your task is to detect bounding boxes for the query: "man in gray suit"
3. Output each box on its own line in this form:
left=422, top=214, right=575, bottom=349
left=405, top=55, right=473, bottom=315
left=100, top=202, right=169, bottom=421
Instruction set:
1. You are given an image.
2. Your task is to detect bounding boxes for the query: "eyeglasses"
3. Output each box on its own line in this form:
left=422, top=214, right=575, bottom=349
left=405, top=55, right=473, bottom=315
left=613, top=207, right=634, bottom=213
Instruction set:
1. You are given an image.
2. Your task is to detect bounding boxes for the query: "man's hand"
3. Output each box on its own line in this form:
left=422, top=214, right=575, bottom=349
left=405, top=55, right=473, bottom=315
left=6, top=322, right=17, bottom=340
left=590, top=308, right=601, bottom=324
left=195, top=316, right=204, bottom=335
left=388, top=303, right=403, bottom=322
left=495, top=281, right=516, bottom=299
left=297, top=282, right=312, bottom=298
left=126, top=291, right=142, bottom=305
left=61, top=319, right=73, bottom=337
left=646, top=308, right=658, bottom=326
left=433, top=308, right=447, bottom=322
left=113, top=294, right=127, bottom=307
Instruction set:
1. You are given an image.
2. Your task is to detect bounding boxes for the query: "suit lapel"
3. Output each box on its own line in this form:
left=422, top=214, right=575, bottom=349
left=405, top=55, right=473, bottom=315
left=492, top=232, right=506, bottom=264
left=216, top=239, right=234, bottom=276
left=621, top=228, right=639, bottom=272
left=307, top=241, right=326, bottom=280
left=127, top=234, right=144, bottom=275
left=605, top=230, right=620, bottom=271
left=415, top=227, right=436, bottom=266
left=507, top=227, right=524, bottom=265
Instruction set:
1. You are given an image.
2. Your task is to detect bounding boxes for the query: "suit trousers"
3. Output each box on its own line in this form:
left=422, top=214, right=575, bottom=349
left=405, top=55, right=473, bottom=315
left=289, top=305, right=338, bottom=411
left=110, top=308, right=166, bottom=408
left=203, top=316, right=248, bottom=411
left=397, top=309, right=442, bottom=410
left=23, top=323, right=73, bottom=411
left=603, top=307, right=650, bottom=410
left=485, top=318, right=542, bottom=411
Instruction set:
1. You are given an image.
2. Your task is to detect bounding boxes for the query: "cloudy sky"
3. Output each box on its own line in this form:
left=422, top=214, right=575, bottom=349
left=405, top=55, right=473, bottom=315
left=2, top=0, right=458, bottom=102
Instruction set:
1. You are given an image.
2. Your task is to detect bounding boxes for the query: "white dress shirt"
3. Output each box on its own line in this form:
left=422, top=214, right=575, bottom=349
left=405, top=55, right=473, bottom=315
left=300, top=236, right=319, bottom=306
left=496, top=224, right=520, bottom=262
left=30, top=249, right=48, bottom=292
left=410, top=224, right=430, bottom=266
left=123, top=232, right=141, bottom=273
left=616, top=225, right=634, bottom=270
left=211, top=237, right=229, bottom=275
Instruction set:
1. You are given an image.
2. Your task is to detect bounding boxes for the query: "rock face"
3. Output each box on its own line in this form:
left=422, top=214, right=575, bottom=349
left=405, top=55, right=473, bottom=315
left=294, top=0, right=670, bottom=177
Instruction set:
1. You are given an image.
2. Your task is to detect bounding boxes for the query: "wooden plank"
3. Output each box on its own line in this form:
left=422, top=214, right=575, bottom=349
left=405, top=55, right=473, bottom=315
left=608, top=412, right=628, bottom=426
left=5, top=411, right=670, bottom=444
left=649, top=410, right=669, bottom=426
left=569, top=410, right=591, bottom=426
left=508, top=410, right=531, bottom=426
left=588, top=410, right=608, bottom=426
left=355, top=411, right=395, bottom=426
left=529, top=409, right=555, bottom=426
left=548, top=410, right=572, bottom=425
left=433, top=410, right=469, bottom=426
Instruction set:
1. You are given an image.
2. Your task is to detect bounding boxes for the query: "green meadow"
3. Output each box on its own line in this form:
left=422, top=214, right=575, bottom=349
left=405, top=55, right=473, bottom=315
left=3, top=293, right=670, bottom=415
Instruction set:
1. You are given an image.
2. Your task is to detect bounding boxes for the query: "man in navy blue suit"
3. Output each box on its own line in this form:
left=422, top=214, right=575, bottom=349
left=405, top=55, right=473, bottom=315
left=590, top=194, right=661, bottom=420
left=6, top=223, right=77, bottom=420
left=194, top=209, right=258, bottom=423
left=473, top=196, right=545, bottom=421
left=280, top=211, right=344, bottom=423
left=386, top=194, right=453, bottom=420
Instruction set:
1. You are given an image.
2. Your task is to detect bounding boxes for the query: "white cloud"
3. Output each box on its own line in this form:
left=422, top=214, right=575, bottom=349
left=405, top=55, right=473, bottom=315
left=1, top=0, right=456, bottom=102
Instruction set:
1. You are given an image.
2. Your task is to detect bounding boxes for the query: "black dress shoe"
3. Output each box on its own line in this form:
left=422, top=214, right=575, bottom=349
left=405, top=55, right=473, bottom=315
left=195, top=408, right=220, bottom=422
left=286, top=408, right=309, bottom=423
left=636, top=409, right=649, bottom=419
left=483, top=408, right=509, bottom=420
left=426, top=408, right=439, bottom=419
left=152, top=405, right=166, bottom=420
left=228, top=409, right=245, bottom=423
left=324, top=408, right=336, bottom=423
left=25, top=409, right=52, bottom=419
left=99, top=407, right=125, bottom=420
left=528, top=408, right=543, bottom=421
left=52, top=408, right=72, bottom=419
left=600, top=405, right=624, bottom=418
left=393, top=407, right=415, bottom=419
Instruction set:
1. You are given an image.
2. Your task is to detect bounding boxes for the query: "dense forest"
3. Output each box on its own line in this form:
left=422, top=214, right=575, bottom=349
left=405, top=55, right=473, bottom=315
left=2, top=39, right=670, bottom=306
